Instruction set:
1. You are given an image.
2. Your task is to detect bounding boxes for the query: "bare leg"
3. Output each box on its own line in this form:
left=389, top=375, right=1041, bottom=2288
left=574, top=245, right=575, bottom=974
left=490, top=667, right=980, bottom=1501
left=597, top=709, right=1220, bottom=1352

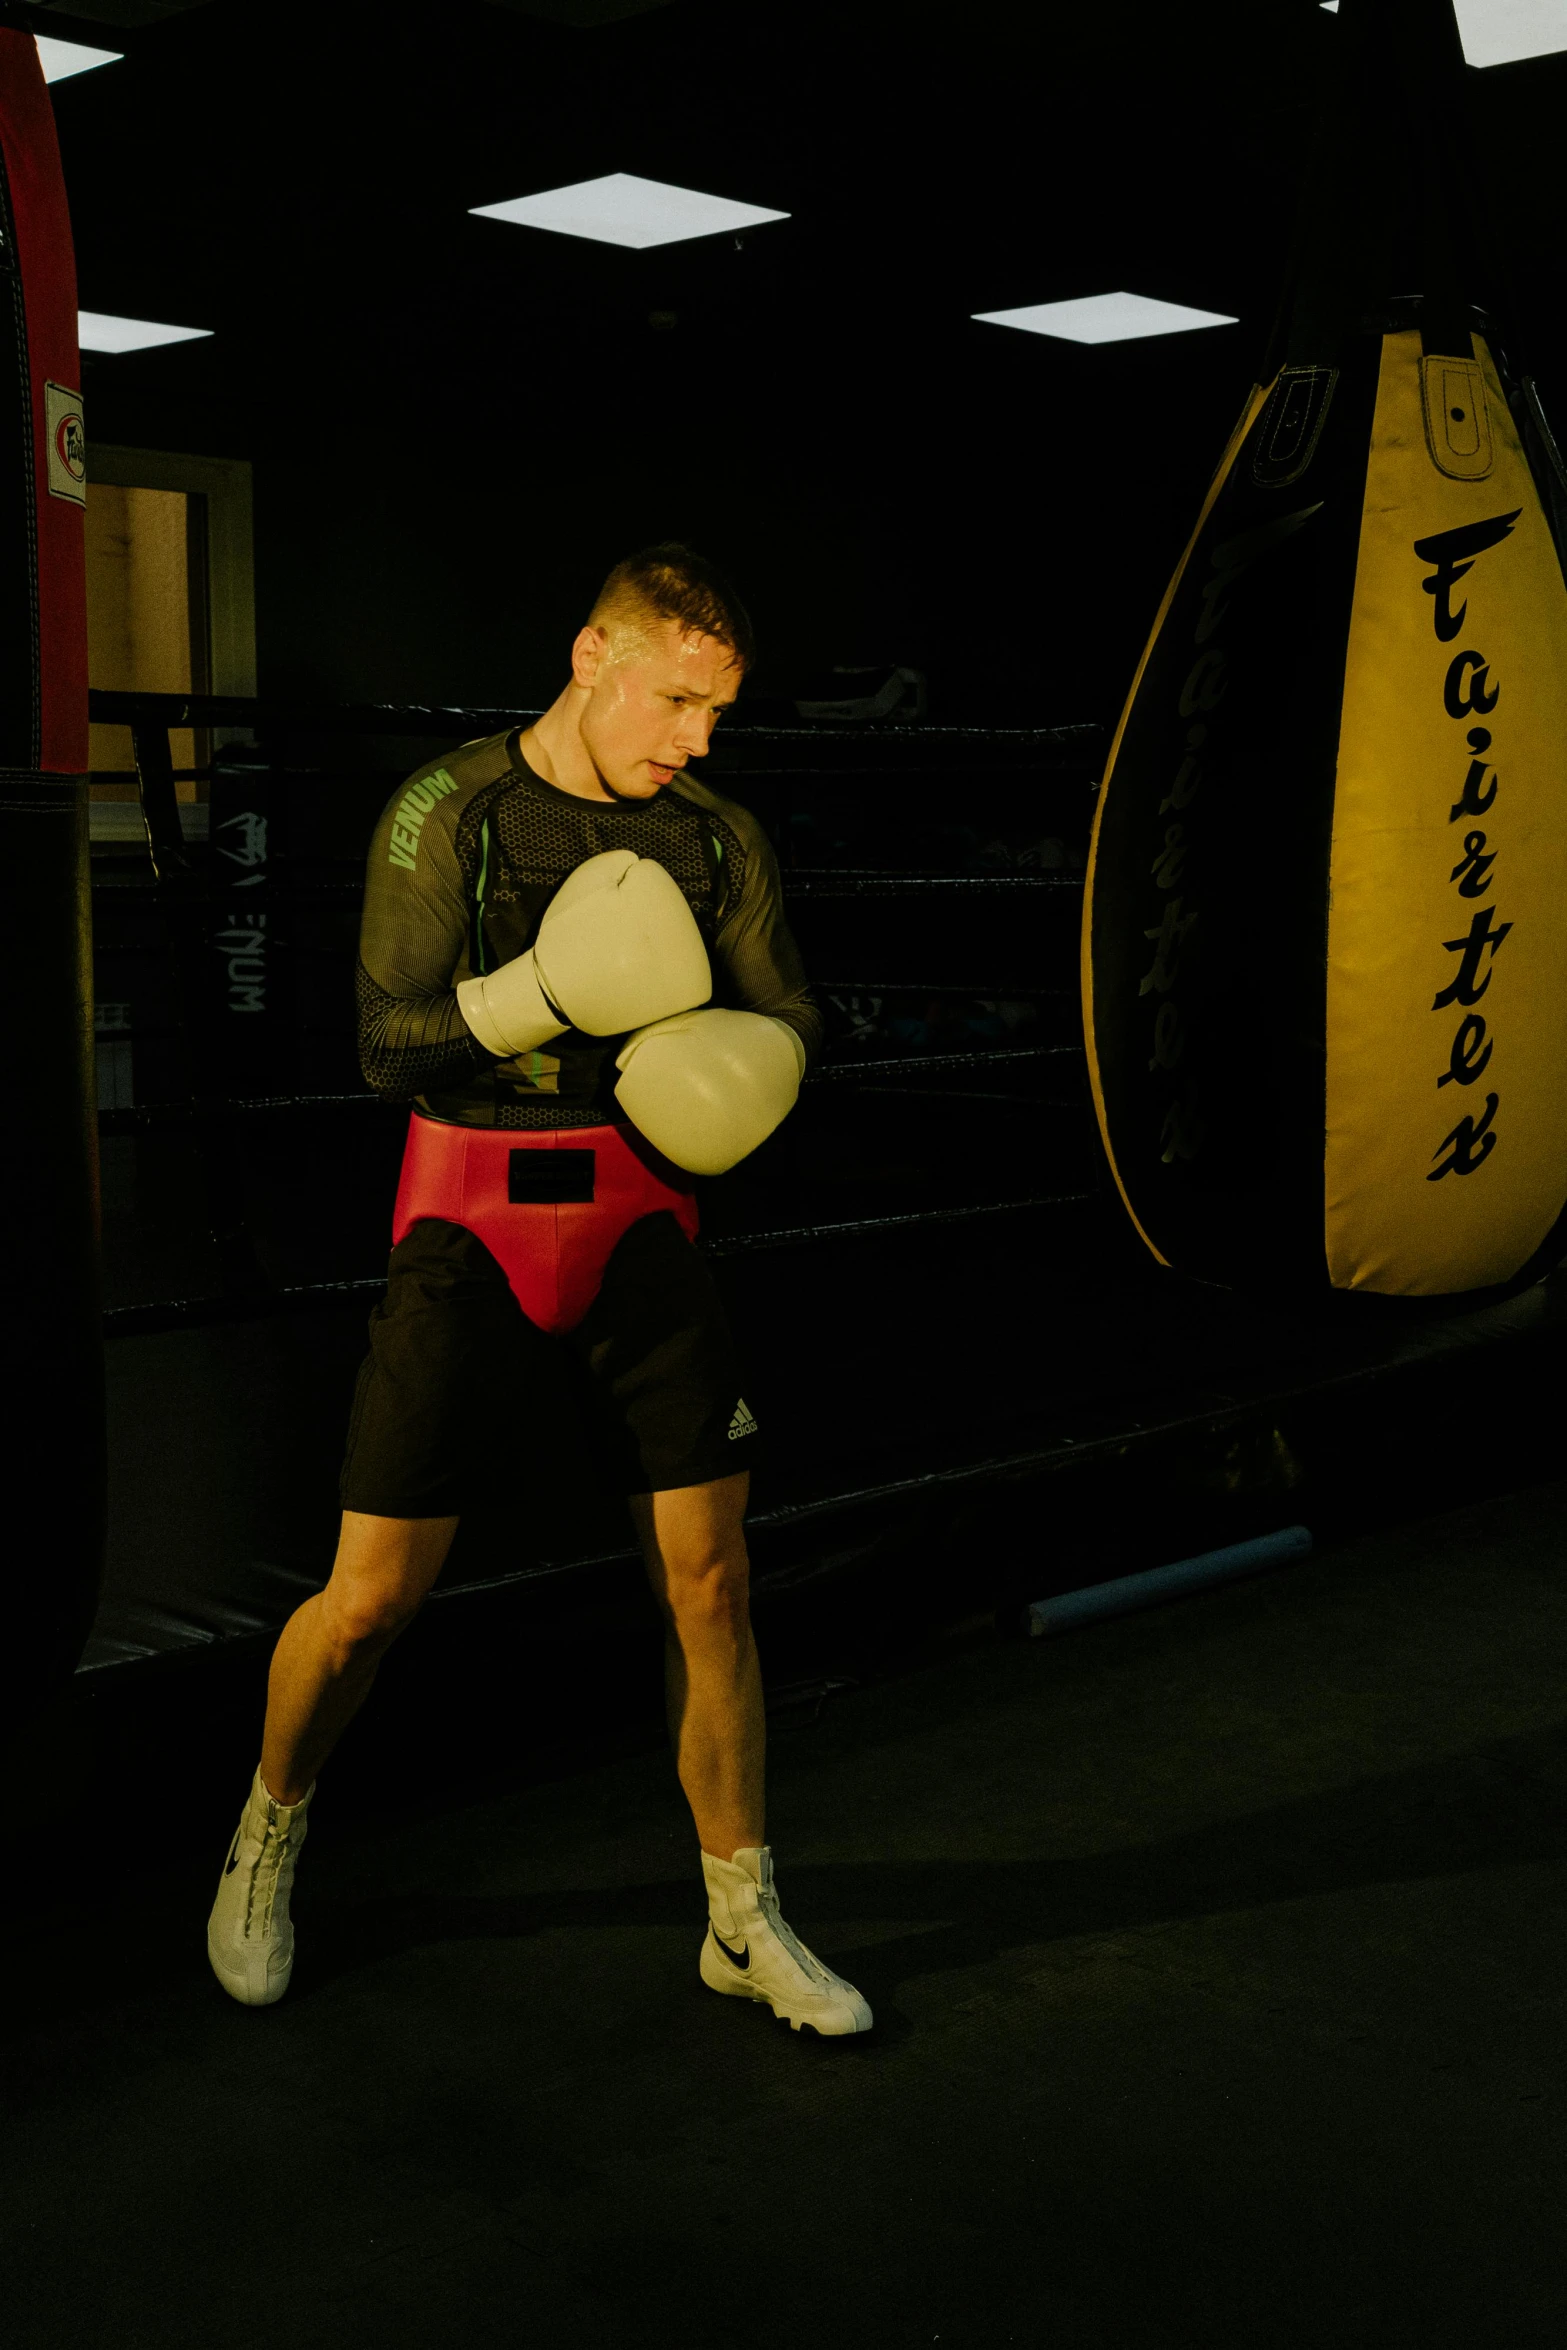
left=259, top=1511, right=458, bottom=1804
left=629, top=1471, right=764, bottom=1859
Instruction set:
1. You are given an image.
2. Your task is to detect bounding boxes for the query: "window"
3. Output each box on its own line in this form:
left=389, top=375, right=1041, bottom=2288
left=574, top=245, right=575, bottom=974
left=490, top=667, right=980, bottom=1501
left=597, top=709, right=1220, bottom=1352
left=85, top=445, right=255, bottom=833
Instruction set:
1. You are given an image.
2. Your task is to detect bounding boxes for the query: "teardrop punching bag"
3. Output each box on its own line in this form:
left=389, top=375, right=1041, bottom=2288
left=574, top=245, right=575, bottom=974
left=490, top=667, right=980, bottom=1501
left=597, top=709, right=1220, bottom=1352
left=0, top=27, right=101, bottom=1715
left=1081, top=0, right=1567, bottom=1297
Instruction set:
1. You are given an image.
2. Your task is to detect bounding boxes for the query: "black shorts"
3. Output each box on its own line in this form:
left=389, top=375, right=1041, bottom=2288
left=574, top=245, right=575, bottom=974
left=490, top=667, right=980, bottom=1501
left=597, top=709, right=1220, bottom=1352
left=339, top=1210, right=761, bottom=1516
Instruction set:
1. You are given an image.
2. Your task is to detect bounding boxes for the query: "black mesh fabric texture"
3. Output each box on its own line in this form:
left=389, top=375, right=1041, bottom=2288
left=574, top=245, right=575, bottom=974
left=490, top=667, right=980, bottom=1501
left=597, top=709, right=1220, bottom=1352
left=495, top=1101, right=611, bottom=1129
left=355, top=959, right=487, bottom=1098
left=453, top=774, right=744, bottom=965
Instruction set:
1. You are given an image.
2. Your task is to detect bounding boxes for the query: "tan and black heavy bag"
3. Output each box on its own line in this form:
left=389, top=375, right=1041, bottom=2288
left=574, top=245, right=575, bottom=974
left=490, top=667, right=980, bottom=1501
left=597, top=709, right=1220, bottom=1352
left=1081, top=0, right=1567, bottom=1296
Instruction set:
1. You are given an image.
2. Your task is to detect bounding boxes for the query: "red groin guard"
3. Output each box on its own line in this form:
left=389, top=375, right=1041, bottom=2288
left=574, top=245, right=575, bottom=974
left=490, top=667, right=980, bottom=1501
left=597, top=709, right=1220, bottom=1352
left=391, top=1112, right=701, bottom=1336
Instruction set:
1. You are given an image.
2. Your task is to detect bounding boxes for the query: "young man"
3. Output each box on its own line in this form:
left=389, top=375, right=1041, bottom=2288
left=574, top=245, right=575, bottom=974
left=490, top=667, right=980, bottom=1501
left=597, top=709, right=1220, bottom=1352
left=207, top=545, right=871, bottom=2036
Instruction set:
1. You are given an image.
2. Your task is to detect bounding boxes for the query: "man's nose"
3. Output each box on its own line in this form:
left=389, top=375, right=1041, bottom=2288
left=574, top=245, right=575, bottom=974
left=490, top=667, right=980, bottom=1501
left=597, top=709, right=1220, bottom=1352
left=672, top=708, right=713, bottom=755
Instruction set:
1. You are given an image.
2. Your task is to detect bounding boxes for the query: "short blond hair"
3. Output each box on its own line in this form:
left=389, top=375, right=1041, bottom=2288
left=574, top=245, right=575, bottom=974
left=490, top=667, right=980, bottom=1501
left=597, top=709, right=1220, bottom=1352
left=589, top=542, right=755, bottom=669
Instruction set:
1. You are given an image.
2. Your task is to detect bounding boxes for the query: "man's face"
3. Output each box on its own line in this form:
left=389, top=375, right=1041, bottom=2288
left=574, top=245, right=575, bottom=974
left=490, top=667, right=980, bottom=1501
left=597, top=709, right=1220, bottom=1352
left=576, top=620, right=742, bottom=800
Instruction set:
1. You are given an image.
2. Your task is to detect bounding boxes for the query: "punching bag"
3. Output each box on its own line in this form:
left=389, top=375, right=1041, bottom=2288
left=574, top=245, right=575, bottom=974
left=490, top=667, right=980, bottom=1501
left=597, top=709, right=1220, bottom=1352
left=0, top=26, right=101, bottom=1713
left=1081, top=0, right=1567, bottom=1297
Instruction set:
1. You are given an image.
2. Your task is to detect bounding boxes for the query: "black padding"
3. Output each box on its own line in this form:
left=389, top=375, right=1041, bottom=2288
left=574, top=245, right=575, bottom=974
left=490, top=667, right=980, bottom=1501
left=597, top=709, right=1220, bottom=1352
left=508, top=1149, right=596, bottom=1204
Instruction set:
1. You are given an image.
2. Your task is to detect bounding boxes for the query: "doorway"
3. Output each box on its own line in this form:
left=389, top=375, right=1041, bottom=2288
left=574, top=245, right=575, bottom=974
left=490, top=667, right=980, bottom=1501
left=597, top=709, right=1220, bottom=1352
left=84, top=445, right=256, bottom=832
left=86, top=482, right=209, bottom=784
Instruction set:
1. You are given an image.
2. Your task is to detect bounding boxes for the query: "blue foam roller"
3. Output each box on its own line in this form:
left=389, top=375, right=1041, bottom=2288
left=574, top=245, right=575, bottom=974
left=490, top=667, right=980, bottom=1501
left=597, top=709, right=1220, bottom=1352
left=1026, top=1525, right=1313, bottom=1638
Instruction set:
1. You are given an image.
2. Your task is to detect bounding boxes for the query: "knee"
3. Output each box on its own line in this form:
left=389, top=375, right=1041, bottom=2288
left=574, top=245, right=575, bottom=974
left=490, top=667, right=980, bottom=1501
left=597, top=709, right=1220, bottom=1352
left=319, top=1583, right=423, bottom=1665
left=661, top=1546, right=750, bottom=1637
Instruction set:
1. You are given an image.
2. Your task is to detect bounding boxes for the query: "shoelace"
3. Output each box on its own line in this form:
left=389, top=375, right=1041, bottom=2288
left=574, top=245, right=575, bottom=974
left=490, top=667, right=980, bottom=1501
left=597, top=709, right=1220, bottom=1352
left=244, top=1816, right=293, bottom=1942
left=755, top=1878, right=834, bottom=1989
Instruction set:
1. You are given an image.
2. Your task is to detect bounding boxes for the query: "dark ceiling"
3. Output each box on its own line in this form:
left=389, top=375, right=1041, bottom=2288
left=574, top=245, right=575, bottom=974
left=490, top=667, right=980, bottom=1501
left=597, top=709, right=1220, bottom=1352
left=21, top=0, right=1567, bottom=715
left=35, top=0, right=208, bottom=26
left=36, top=0, right=680, bottom=22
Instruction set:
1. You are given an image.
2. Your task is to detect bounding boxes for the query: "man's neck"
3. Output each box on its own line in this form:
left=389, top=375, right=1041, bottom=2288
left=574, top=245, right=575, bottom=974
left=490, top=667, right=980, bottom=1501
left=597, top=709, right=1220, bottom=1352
left=517, top=684, right=615, bottom=803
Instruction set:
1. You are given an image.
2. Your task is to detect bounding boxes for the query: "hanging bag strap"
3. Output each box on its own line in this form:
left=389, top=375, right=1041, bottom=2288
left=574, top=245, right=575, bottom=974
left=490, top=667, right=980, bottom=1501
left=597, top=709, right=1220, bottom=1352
left=1260, top=0, right=1483, bottom=381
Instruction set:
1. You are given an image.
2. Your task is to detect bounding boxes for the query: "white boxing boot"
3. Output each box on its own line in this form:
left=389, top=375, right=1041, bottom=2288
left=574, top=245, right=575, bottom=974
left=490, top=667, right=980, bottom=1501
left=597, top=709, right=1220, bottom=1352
left=207, top=1767, right=314, bottom=2007
left=699, top=1846, right=872, bottom=2036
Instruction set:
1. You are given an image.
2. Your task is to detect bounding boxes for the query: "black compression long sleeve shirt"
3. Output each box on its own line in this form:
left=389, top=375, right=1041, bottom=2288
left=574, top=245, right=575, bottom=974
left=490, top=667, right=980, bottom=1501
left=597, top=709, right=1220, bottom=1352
left=355, top=728, right=822, bottom=1127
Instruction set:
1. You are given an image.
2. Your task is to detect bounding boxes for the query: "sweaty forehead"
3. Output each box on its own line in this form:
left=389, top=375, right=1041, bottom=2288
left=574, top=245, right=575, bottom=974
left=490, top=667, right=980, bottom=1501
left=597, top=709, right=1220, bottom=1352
left=648, top=625, right=742, bottom=696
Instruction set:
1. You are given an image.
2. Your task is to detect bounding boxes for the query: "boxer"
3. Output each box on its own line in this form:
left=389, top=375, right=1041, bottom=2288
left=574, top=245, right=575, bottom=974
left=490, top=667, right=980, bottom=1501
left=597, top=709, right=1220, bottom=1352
left=206, top=545, right=870, bottom=2036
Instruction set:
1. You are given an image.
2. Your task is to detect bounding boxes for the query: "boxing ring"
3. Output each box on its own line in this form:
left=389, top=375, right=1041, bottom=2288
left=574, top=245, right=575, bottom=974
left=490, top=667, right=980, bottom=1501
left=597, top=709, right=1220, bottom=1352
left=80, top=691, right=1567, bottom=1698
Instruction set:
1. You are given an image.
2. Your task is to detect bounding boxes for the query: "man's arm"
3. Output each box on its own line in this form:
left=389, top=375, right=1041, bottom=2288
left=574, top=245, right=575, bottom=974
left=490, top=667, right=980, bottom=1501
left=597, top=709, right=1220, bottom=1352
left=356, top=772, right=489, bottom=1099
left=710, top=818, right=824, bottom=1066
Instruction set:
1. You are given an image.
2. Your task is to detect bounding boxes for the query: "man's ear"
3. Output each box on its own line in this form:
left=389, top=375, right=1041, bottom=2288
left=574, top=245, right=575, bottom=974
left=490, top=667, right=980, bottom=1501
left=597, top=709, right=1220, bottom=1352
left=570, top=625, right=608, bottom=689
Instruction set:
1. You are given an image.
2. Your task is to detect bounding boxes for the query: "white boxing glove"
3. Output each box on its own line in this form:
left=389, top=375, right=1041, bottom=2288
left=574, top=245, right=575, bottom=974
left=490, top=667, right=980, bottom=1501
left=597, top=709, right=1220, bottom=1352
left=456, top=848, right=711, bottom=1058
left=614, top=1007, right=807, bottom=1175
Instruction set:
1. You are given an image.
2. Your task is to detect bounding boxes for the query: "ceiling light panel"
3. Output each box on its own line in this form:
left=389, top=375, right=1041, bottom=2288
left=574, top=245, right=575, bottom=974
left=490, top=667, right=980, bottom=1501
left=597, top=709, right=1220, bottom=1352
left=1320, top=0, right=1567, bottom=62
left=973, top=292, right=1238, bottom=345
left=77, top=312, right=213, bottom=354
left=469, top=172, right=789, bottom=250
left=36, top=35, right=124, bottom=82
left=1455, top=0, right=1567, bottom=66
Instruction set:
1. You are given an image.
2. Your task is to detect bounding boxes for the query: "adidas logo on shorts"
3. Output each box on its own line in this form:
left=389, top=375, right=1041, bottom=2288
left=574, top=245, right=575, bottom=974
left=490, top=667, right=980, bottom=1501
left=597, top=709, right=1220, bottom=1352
left=728, top=1397, right=759, bottom=1441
